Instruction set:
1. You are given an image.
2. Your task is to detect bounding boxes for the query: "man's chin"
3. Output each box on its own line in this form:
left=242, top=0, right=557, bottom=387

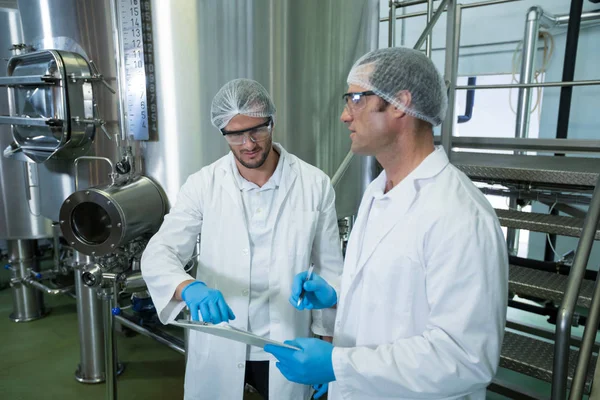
left=237, top=152, right=267, bottom=169
left=350, top=142, right=369, bottom=155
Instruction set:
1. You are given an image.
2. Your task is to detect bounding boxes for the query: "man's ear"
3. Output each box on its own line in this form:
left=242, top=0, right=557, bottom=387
left=390, top=90, right=411, bottom=119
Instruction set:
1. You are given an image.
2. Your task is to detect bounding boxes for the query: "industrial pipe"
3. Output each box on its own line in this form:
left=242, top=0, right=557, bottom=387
left=115, top=314, right=185, bottom=356
left=22, top=277, right=73, bottom=296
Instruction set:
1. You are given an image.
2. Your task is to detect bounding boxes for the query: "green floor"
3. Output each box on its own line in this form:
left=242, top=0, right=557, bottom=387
left=0, top=279, right=561, bottom=399
left=0, top=287, right=186, bottom=400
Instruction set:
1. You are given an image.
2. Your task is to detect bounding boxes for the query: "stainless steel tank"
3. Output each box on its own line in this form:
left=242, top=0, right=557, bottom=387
left=0, top=6, right=53, bottom=239
left=15, top=0, right=121, bottom=221
left=11, top=0, right=124, bottom=384
left=145, top=0, right=380, bottom=217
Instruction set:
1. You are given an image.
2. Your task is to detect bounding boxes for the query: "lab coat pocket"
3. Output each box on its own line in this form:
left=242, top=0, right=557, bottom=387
left=287, top=210, right=319, bottom=258
left=188, top=330, right=210, bottom=358
left=365, top=254, right=421, bottom=341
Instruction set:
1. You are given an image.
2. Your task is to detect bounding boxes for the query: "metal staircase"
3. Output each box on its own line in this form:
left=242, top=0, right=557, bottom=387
left=385, top=1, right=600, bottom=399
left=459, top=153, right=600, bottom=398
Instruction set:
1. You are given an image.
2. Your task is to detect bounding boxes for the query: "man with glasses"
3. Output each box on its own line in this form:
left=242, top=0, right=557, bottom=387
left=142, top=78, right=343, bottom=400
left=265, top=47, right=508, bottom=399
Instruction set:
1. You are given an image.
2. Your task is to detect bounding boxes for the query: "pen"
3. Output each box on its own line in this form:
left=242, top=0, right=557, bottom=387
left=297, top=263, right=315, bottom=307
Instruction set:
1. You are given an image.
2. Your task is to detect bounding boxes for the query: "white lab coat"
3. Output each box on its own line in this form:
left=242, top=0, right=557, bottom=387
left=329, top=147, right=508, bottom=400
left=141, top=144, right=343, bottom=400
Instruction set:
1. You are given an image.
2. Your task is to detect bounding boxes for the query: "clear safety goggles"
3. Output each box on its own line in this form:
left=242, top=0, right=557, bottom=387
left=221, top=118, right=273, bottom=146
left=342, top=90, right=376, bottom=114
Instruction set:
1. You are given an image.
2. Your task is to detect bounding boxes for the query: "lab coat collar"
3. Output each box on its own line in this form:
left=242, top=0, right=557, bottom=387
left=351, top=146, right=449, bottom=276
left=231, top=145, right=285, bottom=191
left=219, top=143, right=297, bottom=213
left=361, top=146, right=449, bottom=200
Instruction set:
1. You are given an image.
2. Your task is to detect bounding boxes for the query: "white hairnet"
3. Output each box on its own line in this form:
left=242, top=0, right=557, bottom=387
left=210, top=78, right=276, bottom=130
left=347, top=47, right=448, bottom=126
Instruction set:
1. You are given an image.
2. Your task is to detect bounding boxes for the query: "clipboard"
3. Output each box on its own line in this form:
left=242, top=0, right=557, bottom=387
left=171, top=319, right=300, bottom=350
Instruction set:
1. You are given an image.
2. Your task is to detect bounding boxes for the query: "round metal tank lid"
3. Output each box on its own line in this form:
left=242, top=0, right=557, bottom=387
left=59, top=189, right=125, bottom=257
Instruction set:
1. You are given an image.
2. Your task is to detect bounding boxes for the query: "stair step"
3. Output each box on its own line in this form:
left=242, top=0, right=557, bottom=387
left=452, top=152, right=600, bottom=189
left=495, top=209, right=600, bottom=239
left=500, top=331, right=597, bottom=394
left=509, top=264, right=594, bottom=308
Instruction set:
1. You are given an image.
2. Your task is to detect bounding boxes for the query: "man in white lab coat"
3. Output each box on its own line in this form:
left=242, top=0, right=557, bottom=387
left=141, top=78, right=343, bottom=400
left=265, top=47, right=509, bottom=399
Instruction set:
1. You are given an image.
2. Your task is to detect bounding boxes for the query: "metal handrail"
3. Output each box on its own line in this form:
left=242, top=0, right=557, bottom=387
left=73, top=156, right=116, bottom=191
left=381, top=0, right=523, bottom=22
left=434, top=136, right=600, bottom=154
left=571, top=265, right=600, bottom=399
left=381, top=1, right=600, bottom=24
left=552, top=175, right=600, bottom=399
left=457, top=79, right=600, bottom=90
left=393, top=0, right=438, bottom=7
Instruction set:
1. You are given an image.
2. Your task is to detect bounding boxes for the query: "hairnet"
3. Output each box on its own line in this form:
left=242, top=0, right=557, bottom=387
left=210, top=78, right=276, bottom=130
left=347, top=47, right=448, bottom=126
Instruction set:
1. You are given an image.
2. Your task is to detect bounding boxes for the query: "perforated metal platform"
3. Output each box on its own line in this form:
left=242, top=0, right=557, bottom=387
left=495, top=209, right=600, bottom=239
left=452, top=152, right=600, bottom=189
left=509, top=264, right=594, bottom=307
left=500, top=331, right=597, bottom=394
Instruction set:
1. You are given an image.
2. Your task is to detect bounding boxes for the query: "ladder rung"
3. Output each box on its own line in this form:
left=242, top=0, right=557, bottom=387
left=509, top=264, right=594, bottom=308
left=453, top=152, right=600, bottom=189
left=495, top=209, right=600, bottom=239
left=500, top=331, right=597, bottom=394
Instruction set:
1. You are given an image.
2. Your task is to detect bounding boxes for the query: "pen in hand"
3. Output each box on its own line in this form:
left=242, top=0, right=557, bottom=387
left=297, top=263, right=315, bottom=308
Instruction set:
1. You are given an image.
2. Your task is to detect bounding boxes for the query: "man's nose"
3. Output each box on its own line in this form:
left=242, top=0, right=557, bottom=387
left=242, top=134, right=257, bottom=148
left=340, top=107, right=353, bottom=124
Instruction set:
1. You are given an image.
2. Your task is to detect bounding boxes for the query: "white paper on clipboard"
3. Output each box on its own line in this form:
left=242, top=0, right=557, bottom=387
left=171, top=319, right=300, bottom=350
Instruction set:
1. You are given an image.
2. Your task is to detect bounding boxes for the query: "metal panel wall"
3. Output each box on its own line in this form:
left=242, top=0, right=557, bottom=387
left=144, top=0, right=380, bottom=217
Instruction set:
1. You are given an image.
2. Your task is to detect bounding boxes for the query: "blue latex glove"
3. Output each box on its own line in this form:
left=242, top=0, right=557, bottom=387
left=181, top=281, right=235, bottom=324
left=264, top=338, right=335, bottom=385
left=289, top=271, right=337, bottom=310
left=312, top=383, right=328, bottom=399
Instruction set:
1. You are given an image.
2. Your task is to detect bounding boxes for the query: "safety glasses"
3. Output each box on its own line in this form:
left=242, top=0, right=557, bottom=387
left=342, top=90, right=376, bottom=114
left=221, top=118, right=273, bottom=146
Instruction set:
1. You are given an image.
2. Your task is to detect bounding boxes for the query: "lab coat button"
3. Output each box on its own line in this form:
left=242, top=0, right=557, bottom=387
left=336, top=321, right=341, bottom=327
left=238, top=362, right=244, bottom=369
left=242, top=248, right=249, bottom=255
left=242, top=289, right=249, bottom=296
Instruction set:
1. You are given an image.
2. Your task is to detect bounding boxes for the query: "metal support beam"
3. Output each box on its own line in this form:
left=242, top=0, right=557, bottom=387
left=440, top=0, right=461, bottom=157
left=515, top=7, right=541, bottom=140
left=388, top=1, right=397, bottom=47
left=425, top=0, right=434, bottom=57
left=101, top=285, right=118, bottom=400
left=414, top=0, right=449, bottom=50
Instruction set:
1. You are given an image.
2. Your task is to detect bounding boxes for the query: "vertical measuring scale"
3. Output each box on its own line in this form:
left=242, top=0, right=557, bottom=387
left=115, top=0, right=149, bottom=140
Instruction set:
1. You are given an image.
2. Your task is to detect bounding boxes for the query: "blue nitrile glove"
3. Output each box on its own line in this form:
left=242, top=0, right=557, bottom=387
left=264, top=338, right=335, bottom=385
left=181, top=281, right=236, bottom=324
left=289, top=271, right=337, bottom=310
left=312, top=383, right=328, bottom=399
